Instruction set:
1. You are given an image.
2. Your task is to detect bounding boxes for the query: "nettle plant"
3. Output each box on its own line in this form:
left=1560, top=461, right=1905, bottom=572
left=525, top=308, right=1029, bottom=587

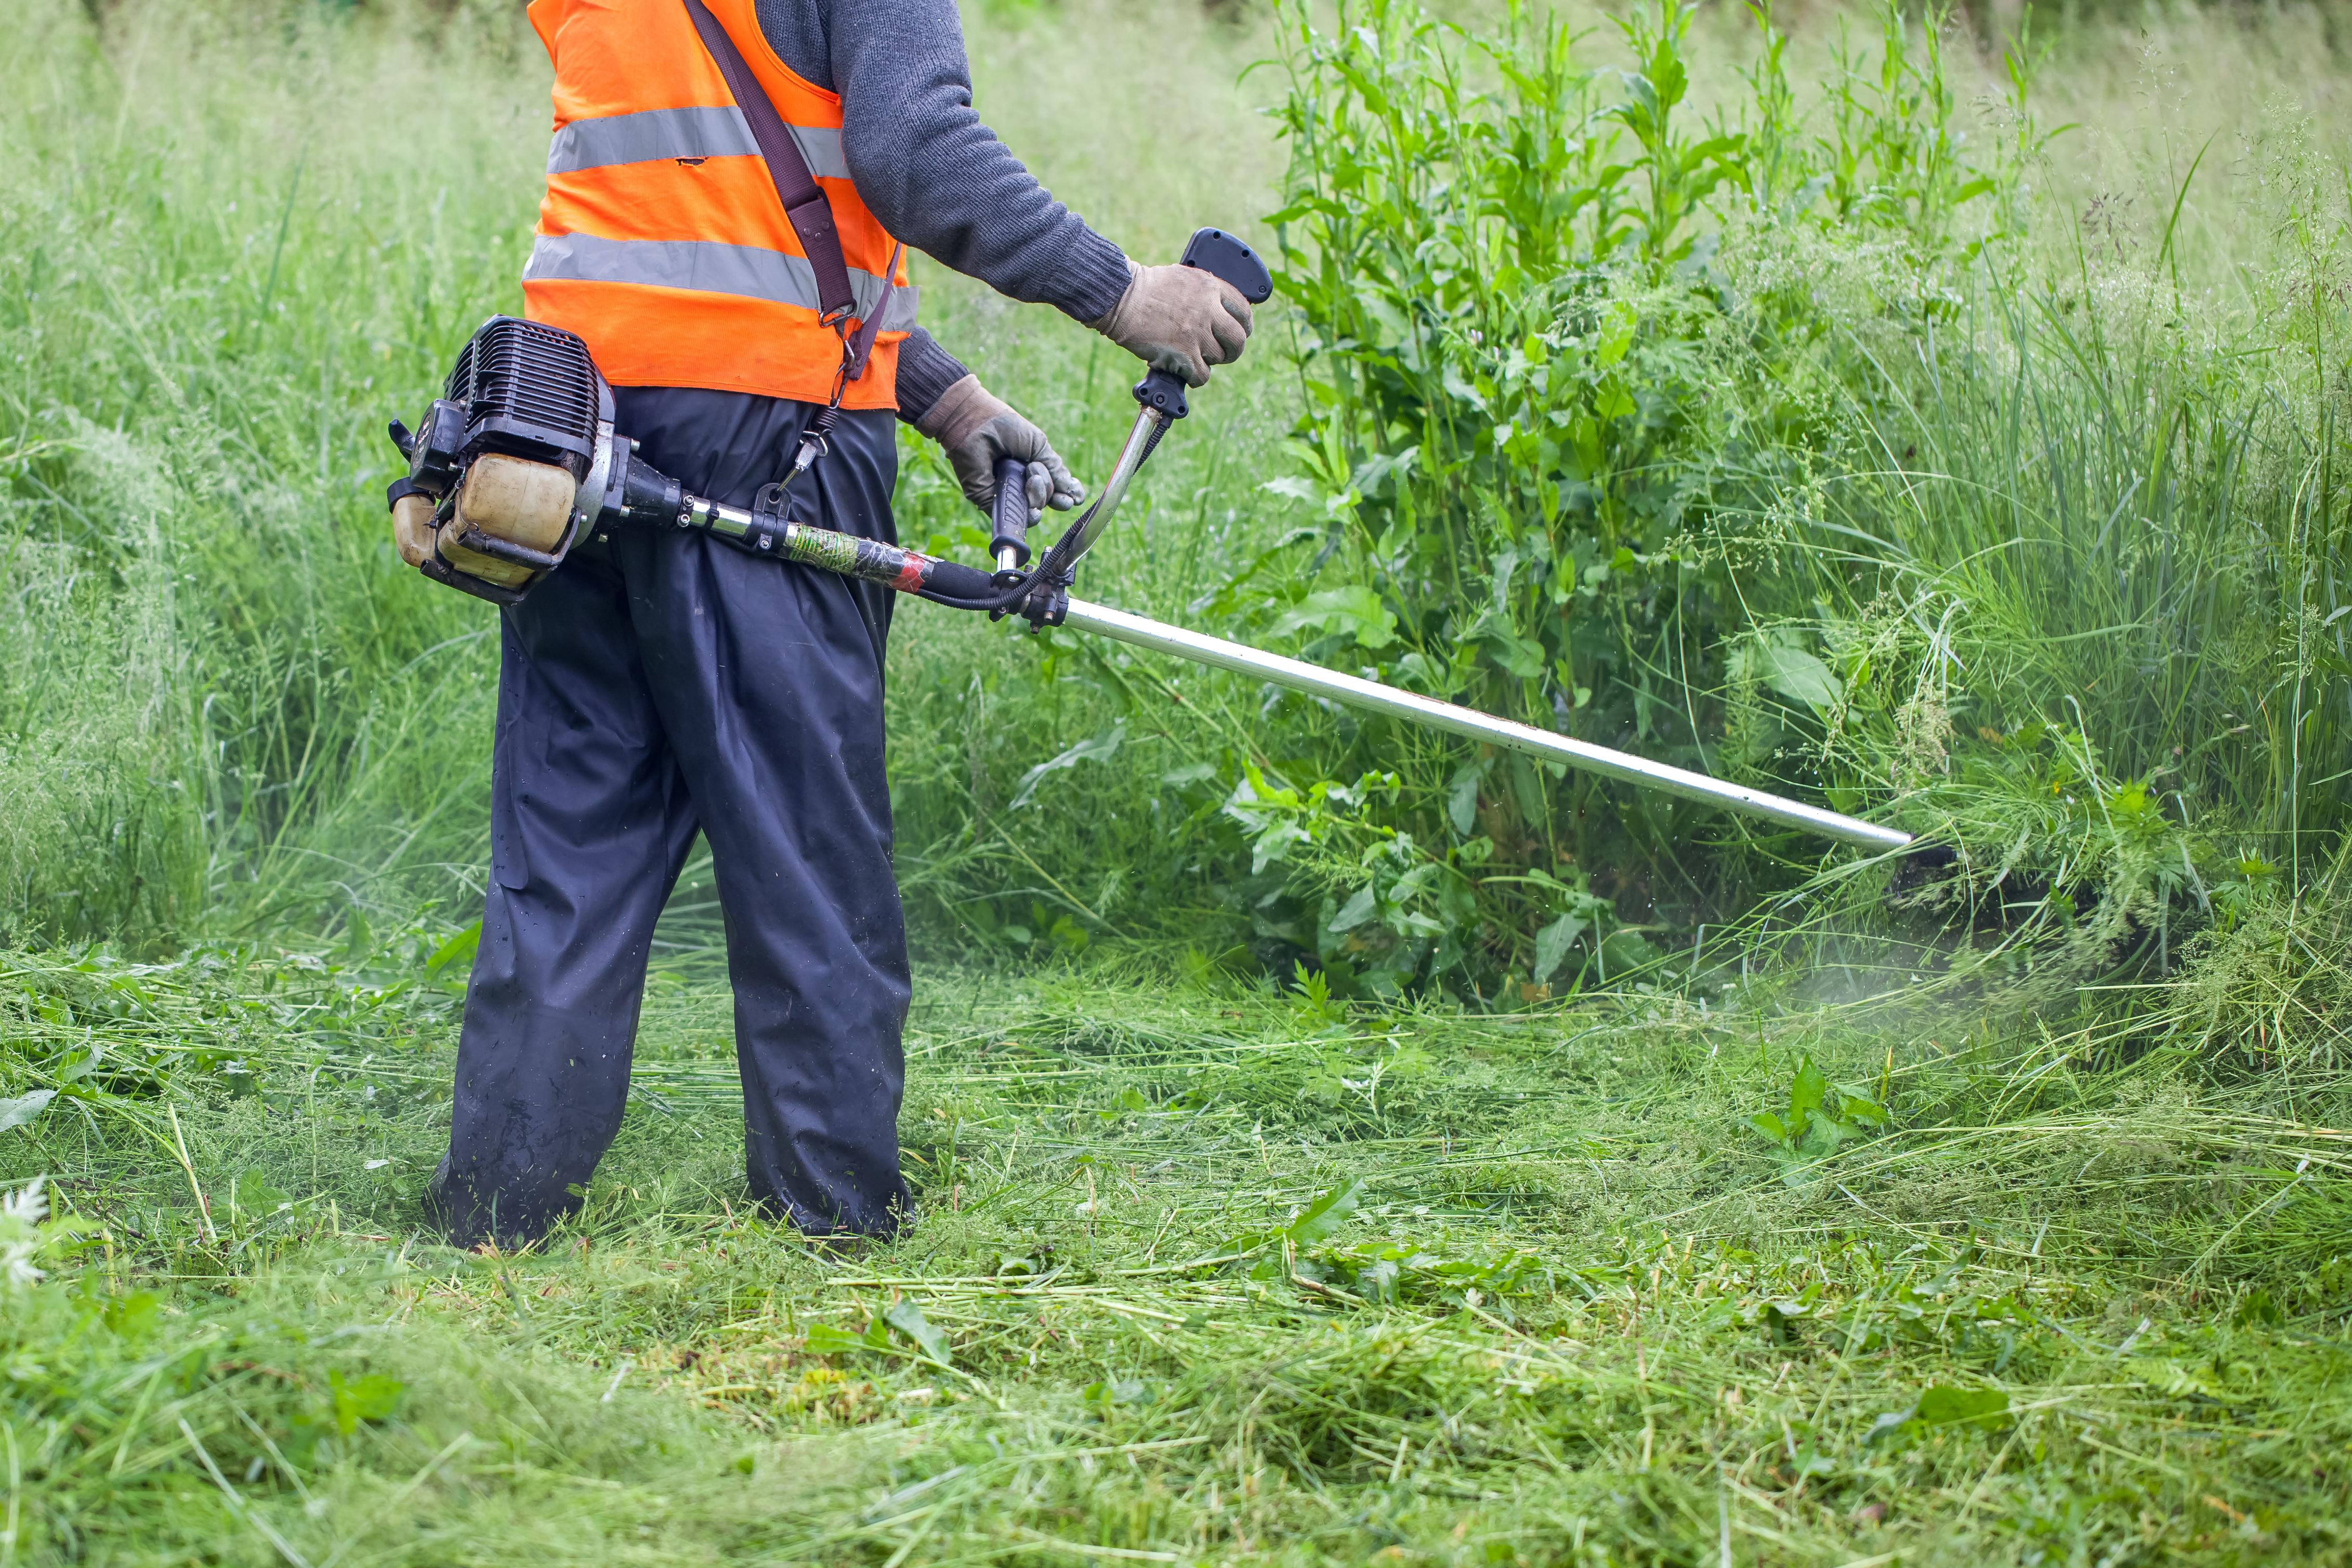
left=1234, top=0, right=2027, bottom=998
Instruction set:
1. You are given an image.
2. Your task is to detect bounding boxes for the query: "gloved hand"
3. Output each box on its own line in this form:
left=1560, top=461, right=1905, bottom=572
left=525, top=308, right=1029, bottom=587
left=1089, top=257, right=1253, bottom=388
left=914, top=375, right=1085, bottom=522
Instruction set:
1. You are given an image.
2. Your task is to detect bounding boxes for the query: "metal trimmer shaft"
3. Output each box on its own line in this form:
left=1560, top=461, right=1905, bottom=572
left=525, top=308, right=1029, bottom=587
left=656, top=487, right=1906, bottom=847
left=1060, top=599, right=1912, bottom=852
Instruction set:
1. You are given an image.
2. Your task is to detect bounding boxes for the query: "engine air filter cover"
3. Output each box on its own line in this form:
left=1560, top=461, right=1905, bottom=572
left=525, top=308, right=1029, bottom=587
left=442, top=315, right=606, bottom=478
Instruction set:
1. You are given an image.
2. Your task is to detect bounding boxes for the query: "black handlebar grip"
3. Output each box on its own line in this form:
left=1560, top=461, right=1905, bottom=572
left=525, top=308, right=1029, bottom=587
left=989, top=454, right=1031, bottom=568
left=1180, top=228, right=1274, bottom=305
left=923, top=556, right=998, bottom=600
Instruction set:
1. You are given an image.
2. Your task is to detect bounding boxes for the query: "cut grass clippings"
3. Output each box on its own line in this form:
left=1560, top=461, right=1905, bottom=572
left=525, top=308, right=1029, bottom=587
left=1, top=927, right=2347, bottom=1565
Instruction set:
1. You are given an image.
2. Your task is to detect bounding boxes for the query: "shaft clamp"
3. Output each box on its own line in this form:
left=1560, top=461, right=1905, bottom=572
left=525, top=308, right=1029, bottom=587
left=742, top=482, right=792, bottom=555
left=1015, top=569, right=1072, bottom=629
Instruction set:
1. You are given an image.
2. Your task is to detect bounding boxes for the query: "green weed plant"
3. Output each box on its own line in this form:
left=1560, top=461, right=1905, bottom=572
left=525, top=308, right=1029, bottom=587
left=1221, top=0, right=2344, bottom=1007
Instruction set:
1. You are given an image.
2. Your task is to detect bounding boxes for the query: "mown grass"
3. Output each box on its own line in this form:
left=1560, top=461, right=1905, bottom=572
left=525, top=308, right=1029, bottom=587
left=5, top=848, right=2351, bottom=1563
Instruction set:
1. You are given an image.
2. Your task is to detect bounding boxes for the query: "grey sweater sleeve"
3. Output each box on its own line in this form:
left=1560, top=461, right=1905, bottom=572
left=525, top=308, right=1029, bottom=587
left=756, top=0, right=1133, bottom=328
left=892, top=326, right=970, bottom=424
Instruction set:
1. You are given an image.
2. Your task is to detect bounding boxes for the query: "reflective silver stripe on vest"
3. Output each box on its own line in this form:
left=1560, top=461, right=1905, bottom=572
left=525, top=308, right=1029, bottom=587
left=523, top=232, right=919, bottom=330
left=546, top=107, right=849, bottom=182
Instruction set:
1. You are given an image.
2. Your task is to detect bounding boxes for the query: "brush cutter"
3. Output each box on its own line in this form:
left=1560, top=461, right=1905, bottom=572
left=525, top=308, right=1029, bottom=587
left=383, top=229, right=1909, bottom=853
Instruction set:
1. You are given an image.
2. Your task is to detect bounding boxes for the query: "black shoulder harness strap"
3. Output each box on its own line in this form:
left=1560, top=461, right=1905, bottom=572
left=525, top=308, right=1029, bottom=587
left=679, top=0, right=900, bottom=383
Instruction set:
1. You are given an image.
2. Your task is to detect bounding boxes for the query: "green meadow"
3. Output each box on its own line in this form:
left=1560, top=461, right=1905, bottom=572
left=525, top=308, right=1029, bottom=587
left=0, top=0, right=2348, bottom=1561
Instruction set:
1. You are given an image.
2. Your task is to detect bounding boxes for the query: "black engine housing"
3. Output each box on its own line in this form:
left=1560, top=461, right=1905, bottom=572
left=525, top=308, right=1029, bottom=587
left=393, top=315, right=613, bottom=500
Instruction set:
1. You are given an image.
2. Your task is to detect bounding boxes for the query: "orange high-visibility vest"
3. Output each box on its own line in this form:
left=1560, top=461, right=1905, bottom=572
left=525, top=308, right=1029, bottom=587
left=522, top=0, right=915, bottom=408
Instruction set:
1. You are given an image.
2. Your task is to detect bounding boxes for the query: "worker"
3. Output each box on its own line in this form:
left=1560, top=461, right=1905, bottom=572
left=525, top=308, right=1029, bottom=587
left=427, top=0, right=1252, bottom=1248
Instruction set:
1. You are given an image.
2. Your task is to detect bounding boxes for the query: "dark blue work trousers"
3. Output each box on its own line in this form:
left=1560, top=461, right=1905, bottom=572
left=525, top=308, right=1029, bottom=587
left=432, top=390, right=913, bottom=1246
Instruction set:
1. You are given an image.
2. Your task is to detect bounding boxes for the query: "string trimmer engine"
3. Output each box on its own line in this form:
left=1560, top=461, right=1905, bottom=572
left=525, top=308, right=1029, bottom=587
left=386, top=313, right=1004, bottom=610
left=386, top=317, right=680, bottom=604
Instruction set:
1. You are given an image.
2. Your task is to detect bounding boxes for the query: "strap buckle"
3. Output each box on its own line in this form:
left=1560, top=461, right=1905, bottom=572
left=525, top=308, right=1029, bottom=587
left=788, top=427, right=830, bottom=479
left=776, top=353, right=852, bottom=511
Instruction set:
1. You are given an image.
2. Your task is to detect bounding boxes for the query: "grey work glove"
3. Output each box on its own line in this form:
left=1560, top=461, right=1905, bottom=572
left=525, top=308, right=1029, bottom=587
left=915, top=374, right=1086, bottom=523
left=1089, top=257, right=1253, bottom=388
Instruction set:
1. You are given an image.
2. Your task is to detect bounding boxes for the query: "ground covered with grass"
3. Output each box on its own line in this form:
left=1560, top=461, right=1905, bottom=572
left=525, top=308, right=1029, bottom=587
left=3, top=886, right=2348, bottom=1565
left=6, top=0, right=2352, bottom=1560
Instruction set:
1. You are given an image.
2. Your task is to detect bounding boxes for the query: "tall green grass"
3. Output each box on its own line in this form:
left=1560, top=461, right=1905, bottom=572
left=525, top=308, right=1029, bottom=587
left=0, top=0, right=1303, bottom=964
left=0, top=0, right=541, bottom=945
left=4, top=0, right=2346, bottom=1012
left=0, top=0, right=1268, bottom=957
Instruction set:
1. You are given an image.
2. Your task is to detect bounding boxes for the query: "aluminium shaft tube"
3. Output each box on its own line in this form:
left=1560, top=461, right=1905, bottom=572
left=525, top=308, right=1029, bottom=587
left=1059, top=598, right=1912, bottom=852
left=675, top=495, right=1001, bottom=598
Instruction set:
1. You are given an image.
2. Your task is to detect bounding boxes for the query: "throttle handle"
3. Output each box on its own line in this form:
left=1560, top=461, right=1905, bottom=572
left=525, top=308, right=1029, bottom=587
left=989, top=454, right=1031, bottom=582
left=1133, top=230, right=1277, bottom=423
left=1179, top=227, right=1274, bottom=305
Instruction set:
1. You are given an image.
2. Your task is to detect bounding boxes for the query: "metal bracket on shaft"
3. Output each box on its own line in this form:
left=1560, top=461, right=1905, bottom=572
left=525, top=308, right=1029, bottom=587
left=742, top=483, right=791, bottom=555
left=1019, top=572, right=1071, bottom=629
left=1134, top=367, right=1189, bottom=421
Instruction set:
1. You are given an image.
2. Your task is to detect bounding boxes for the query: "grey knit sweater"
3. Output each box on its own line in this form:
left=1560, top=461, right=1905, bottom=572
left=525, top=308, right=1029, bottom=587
left=751, top=0, right=1132, bottom=421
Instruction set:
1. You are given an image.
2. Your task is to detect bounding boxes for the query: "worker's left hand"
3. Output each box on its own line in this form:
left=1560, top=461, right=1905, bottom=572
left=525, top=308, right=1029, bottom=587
left=915, top=375, right=1085, bottom=522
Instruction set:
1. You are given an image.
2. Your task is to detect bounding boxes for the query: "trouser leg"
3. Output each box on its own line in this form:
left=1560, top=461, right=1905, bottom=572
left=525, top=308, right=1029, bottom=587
left=434, top=544, right=697, bottom=1248
left=613, top=389, right=914, bottom=1237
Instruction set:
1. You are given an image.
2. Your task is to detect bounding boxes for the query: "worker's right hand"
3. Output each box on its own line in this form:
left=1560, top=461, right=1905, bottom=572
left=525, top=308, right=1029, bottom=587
left=914, top=375, right=1085, bottom=523
left=1090, top=258, right=1253, bottom=388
